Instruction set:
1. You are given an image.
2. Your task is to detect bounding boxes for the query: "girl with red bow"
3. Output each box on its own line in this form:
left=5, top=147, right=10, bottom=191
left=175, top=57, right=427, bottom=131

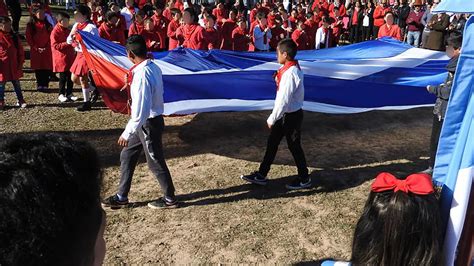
left=241, top=39, right=309, bottom=190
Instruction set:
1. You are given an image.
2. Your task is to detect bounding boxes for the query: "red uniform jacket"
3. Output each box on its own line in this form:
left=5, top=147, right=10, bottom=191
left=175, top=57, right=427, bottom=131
left=142, top=30, right=166, bottom=51
left=167, top=19, right=181, bottom=50
left=292, top=29, right=309, bottom=50
left=174, top=0, right=184, bottom=11
left=99, top=22, right=126, bottom=45
left=329, top=4, right=347, bottom=18
left=219, top=19, right=236, bottom=50
left=249, top=8, right=258, bottom=24
left=231, top=27, right=250, bottom=51
left=378, top=23, right=401, bottom=40
left=0, top=31, right=24, bottom=82
left=212, top=7, right=228, bottom=26
left=205, top=28, right=221, bottom=50
left=163, top=8, right=172, bottom=21
left=270, top=26, right=285, bottom=50
left=26, top=20, right=53, bottom=70
left=152, top=14, right=170, bottom=38
left=118, top=14, right=127, bottom=33
left=267, top=14, right=276, bottom=28
left=50, top=24, right=75, bottom=73
left=374, top=6, right=390, bottom=27
left=129, top=21, right=145, bottom=36
left=178, top=24, right=207, bottom=50
left=304, top=19, right=317, bottom=48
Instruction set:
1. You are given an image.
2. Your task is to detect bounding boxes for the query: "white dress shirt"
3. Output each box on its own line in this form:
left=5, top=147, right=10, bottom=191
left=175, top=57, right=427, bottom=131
left=315, top=27, right=330, bottom=50
left=253, top=25, right=272, bottom=51
left=66, top=22, right=99, bottom=52
left=267, top=66, right=304, bottom=126
left=120, top=6, right=139, bottom=29
left=121, top=60, right=165, bottom=140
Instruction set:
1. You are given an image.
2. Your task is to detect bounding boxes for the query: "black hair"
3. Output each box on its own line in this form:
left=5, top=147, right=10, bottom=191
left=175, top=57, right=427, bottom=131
left=57, top=11, right=71, bottom=20
left=170, top=7, right=181, bottom=17
left=277, top=38, right=298, bottom=60
left=206, top=14, right=217, bottom=22
left=133, top=9, right=146, bottom=22
left=0, top=134, right=103, bottom=265
left=28, top=4, right=53, bottom=36
left=256, top=11, right=266, bottom=20
left=154, top=1, right=166, bottom=10
left=322, top=16, right=331, bottom=24
left=306, top=11, right=313, bottom=19
left=184, top=7, right=198, bottom=23
left=76, top=5, right=92, bottom=20
left=351, top=188, right=443, bottom=265
left=126, top=34, right=148, bottom=57
left=105, top=10, right=119, bottom=22
left=447, top=33, right=463, bottom=50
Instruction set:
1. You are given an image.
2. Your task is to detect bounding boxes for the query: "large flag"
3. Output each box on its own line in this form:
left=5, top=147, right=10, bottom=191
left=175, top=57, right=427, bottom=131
left=78, top=32, right=448, bottom=115
left=432, top=13, right=474, bottom=266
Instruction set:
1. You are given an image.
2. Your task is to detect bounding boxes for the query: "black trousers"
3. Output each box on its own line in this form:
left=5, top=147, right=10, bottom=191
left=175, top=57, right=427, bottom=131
left=35, top=69, right=52, bottom=87
left=362, top=26, right=371, bottom=41
left=429, top=115, right=444, bottom=168
left=118, top=116, right=175, bottom=198
left=58, top=71, right=73, bottom=96
left=373, top=26, right=380, bottom=39
left=259, top=109, right=309, bottom=179
left=6, top=1, right=21, bottom=33
left=349, top=25, right=360, bottom=43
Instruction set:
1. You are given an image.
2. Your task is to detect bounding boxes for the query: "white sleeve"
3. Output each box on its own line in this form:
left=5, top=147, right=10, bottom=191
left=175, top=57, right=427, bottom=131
left=67, top=23, right=77, bottom=44
left=121, top=72, right=152, bottom=140
left=267, top=70, right=297, bottom=126
left=315, top=28, right=322, bottom=49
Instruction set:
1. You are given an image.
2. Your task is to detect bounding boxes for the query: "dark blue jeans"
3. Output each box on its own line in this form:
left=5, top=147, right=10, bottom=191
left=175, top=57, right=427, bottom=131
left=0, top=80, right=24, bottom=102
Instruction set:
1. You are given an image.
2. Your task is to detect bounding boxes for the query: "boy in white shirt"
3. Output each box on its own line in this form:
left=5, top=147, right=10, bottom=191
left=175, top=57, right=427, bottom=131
left=241, top=38, right=310, bottom=190
left=102, top=35, right=178, bottom=209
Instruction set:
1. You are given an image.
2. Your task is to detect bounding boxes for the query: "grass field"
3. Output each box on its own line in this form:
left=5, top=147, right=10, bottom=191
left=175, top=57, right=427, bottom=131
left=0, top=11, right=435, bottom=264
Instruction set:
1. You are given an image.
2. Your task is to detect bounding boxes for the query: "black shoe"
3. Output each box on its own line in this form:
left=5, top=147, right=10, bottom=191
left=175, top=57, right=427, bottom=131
left=102, top=195, right=129, bottom=209
left=76, top=101, right=92, bottom=112
left=286, top=177, right=312, bottom=190
left=50, top=74, right=60, bottom=82
left=240, top=172, right=268, bottom=185
left=90, top=88, right=100, bottom=104
left=148, top=197, right=179, bottom=209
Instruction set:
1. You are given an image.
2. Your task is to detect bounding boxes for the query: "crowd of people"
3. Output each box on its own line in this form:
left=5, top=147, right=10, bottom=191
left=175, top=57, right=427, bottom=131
left=0, top=0, right=469, bottom=111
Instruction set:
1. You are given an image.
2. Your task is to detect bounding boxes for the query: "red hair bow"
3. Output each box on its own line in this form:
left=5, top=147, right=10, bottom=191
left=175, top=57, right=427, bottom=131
left=371, top=172, right=434, bottom=195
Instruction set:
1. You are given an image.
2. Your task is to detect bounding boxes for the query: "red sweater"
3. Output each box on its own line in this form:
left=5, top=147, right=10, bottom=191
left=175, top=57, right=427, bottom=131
left=167, top=19, right=181, bottom=50
left=99, top=22, right=126, bottom=45
left=50, top=24, right=76, bottom=72
left=0, top=31, right=24, bottom=82
left=206, top=28, right=221, bottom=50
left=374, top=6, right=390, bottom=27
left=129, top=21, right=144, bottom=36
left=378, top=23, right=401, bottom=40
left=26, top=20, right=53, bottom=70
left=178, top=24, right=207, bottom=50
left=232, top=27, right=250, bottom=51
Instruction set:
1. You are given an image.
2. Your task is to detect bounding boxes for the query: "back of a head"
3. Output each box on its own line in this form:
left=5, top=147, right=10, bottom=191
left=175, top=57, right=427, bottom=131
left=126, top=34, right=148, bottom=58
left=0, top=134, right=103, bottom=265
left=278, top=38, right=298, bottom=60
left=351, top=173, right=442, bottom=266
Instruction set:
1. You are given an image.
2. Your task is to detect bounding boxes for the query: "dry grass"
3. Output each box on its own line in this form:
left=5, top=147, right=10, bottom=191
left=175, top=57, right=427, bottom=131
left=0, top=11, right=434, bottom=264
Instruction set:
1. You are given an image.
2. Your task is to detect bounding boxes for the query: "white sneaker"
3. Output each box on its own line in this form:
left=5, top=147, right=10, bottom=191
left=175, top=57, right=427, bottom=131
left=67, top=94, right=78, bottom=102
left=16, top=101, right=27, bottom=108
left=58, top=94, right=68, bottom=103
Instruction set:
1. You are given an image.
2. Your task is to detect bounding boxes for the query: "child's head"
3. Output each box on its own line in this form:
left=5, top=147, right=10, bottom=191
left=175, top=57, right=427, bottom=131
left=274, top=16, right=282, bottom=26
left=105, top=11, right=119, bottom=26
left=74, top=5, right=91, bottom=23
left=277, top=38, right=297, bottom=64
left=125, top=0, right=134, bottom=8
left=183, top=7, right=198, bottom=24
left=384, top=11, right=394, bottom=25
left=154, top=2, right=165, bottom=15
left=237, top=17, right=247, bottom=30
left=57, top=11, right=71, bottom=28
left=322, top=16, right=330, bottom=27
left=126, top=34, right=148, bottom=61
left=0, top=16, right=12, bottom=32
left=144, top=18, right=155, bottom=31
left=256, top=12, right=267, bottom=26
left=170, top=8, right=182, bottom=21
left=134, top=10, right=146, bottom=23
left=351, top=172, right=442, bottom=265
left=306, top=11, right=313, bottom=20
left=229, top=8, right=237, bottom=20
left=205, top=14, right=216, bottom=29
left=446, top=33, right=462, bottom=58
left=291, top=9, right=298, bottom=18
left=32, top=4, right=46, bottom=21
left=109, top=2, right=120, bottom=13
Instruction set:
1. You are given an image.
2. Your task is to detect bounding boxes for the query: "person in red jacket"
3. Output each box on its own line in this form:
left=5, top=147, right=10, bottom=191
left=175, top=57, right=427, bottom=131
left=128, top=9, right=146, bottom=36
left=377, top=12, right=401, bottom=40
left=26, top=4, right=53, bottom=92
left=270, top=16, right=285, bottom=51
left=152, top=2, right=170, bottom=47
left=304, top=12, right=317, bottom=49
left=232, top=17, right=250, bottom=51
left=219, top=9, right=237, bottom=50
left=292, top=20, right=309, bottom=50
left=0, top=16, right=26, bottom=110
left=176, top=8, right=206, bottom=50
left=109, top=2, right=127, bottom=38
left=329, top=0, right=347, bottom=18
left=212, top=2, right=228, bottom=27
left=99, top=11, right=126, bottom=45
left=204, top=14, right=220, bottom=50
left=373, top=0, right=390, bottom=38
left=51, top=12, right=77, bottom=103
left=167, top=8, right=182, bottom=50
left=142, top=18, right=166, bottom=51
left=331, top=9, right=344, bottom=47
